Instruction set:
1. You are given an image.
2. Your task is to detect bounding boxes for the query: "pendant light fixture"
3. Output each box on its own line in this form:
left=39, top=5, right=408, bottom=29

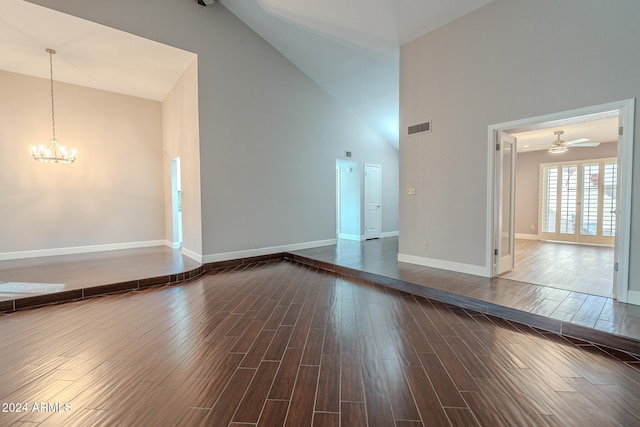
left=30, top=48, right=78, bottom=163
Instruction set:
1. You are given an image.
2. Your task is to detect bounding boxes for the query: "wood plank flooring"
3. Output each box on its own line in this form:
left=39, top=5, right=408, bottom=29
left=1, top=238, right=639, bottom=355
left=1, top=260, right=639, bottom=426
left=0, top=246, right=202, bottom=305
left=501, top=239, right=614, bottom=297
left=291, top=238, right=640, bottom=354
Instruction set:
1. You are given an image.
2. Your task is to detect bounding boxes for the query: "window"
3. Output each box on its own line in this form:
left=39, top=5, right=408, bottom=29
left=539, top=158, right=616, bottom=245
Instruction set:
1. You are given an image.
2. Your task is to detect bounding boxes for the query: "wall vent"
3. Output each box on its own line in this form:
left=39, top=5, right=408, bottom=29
left=408, top=121, right=431, bottom=135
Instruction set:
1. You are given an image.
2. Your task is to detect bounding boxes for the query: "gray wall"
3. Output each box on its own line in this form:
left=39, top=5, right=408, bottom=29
left=516, top=143, right=618, bottom=237
left=27, top=0, right=399, bottom=260
left=400, top=0, right=640, bottom=289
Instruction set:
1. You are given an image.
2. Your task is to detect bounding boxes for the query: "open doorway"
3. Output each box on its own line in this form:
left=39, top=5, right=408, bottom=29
left=488, top=100, right=635, bottom=302
left=171, top=157, right=183, bottom=248
left=335, top=160, right=383, bottom=241
left=336, top=160, right=362, bottom=241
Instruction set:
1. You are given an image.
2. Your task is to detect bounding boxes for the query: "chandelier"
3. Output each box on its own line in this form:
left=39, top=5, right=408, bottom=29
left=30, top=48, right=78, bottom=163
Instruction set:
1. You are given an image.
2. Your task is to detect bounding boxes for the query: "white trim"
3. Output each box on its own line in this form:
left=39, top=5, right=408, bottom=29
left=627, top=290, right=640, bottom=306
left=487, top=99, right=635, bottom=302
left=515, top=233, right=539, bottom=241
left=381, top=231, right=399, bottom=238
left=615, top=99, right=635, bottom=302
left=202, top=239, right=337, bottom=263
left=181, top=247, right=203, bottom=263
left=339, top=233, right=365, bottom=241
left=398, top=253, right=488, bottom=277
left=0, top=240, right=167, bottom=261
left=364, top=163, right=382, bottom=240
left=486, top=123, right=496, bottom=277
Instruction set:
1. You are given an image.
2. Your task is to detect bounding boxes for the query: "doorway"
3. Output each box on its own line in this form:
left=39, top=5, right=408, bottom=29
left=488, top=99, right=635, bottom=302
left=171, top=157, right=183, bottom=248
left=364, top=163, right=382, bottom=240
left=335, top=160, right=383, bottom=241
left=336, top=160, right=362, bottom=241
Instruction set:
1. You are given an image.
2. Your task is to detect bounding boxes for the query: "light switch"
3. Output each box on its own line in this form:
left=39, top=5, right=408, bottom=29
left=407, top=187, right=416, bottom=195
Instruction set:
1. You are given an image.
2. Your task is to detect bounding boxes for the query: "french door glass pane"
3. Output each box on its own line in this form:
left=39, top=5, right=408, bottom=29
left=542, top=166, right=557, bottom=233
left=501, top=143, right=513, bottom=257
left=560, top=165, right=577, bottom=235
left=581, top=163, right=599, bottom=236
left=602, top=162, right=617, bottom=237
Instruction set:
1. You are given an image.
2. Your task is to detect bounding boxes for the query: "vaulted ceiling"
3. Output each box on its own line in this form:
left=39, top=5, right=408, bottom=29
left=0, top=1, right=195, bottom=101
left=219, top=0, right=494, bottom=147
left=1, top=0, right=494, bottom=150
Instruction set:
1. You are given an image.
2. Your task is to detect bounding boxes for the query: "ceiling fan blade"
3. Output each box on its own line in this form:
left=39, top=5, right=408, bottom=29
left=566, top=137, right=590, bottom=145
left=570, top=142, right=601, bottom=147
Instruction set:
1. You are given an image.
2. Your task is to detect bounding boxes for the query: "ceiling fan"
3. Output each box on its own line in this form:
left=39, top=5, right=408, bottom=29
left=548, top=130, right=600, bottom=154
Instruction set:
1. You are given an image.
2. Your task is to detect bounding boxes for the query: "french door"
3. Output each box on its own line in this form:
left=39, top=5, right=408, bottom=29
left=495, top=132, right=516, bottom=274
left=539, top=157, right=616, bottom=245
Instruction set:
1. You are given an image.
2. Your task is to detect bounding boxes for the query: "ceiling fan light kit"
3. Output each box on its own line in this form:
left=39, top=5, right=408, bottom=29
left=548, top=130, right=567, bottom=154
left=547, top=130, right=598, bottom=154
left=549, top=145, right=568, bottom=154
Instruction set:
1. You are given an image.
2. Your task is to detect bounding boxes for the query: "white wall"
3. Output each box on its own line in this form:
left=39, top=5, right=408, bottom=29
left=0, top=70, right=164, bottom=256
left=162, top=59, right=203, bottom=259
left=400, top=0, right=640, bottom=288
left=29, top=0, right=399, bottom=262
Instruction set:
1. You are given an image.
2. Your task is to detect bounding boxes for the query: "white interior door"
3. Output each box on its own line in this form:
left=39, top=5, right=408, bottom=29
left=364, top=164, right=381, bottom=240
left=495, top=132, right=516, bottom=275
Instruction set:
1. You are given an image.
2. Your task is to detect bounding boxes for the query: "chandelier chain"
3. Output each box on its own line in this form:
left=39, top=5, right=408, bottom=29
left=49, top=49, right=56, bottom=140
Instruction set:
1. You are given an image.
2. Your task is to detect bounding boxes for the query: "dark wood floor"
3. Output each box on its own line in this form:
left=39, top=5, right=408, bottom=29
left=0, top=246, right=201, bottom=300
left=290, top=238, right=640, bottom=355
left=1, top=260, right=640, bottom=426
left=0, top=246, right=204, bottom=312
left=501, top=239, right=614, bottom=297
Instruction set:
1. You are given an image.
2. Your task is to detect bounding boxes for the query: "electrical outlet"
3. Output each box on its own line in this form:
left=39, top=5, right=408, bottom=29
left=530, top=224, right=535, bottom=230
left=423, top=241, right=429, bottom=250
left=407, top=187, right=416, bottom=195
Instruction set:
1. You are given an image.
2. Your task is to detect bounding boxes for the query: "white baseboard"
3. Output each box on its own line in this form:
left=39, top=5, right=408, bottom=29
left=181, top=247, right=203, bottom=263
left=0, top=240, right=167, bottom=261
left=627, top=290, right=640, bottom=306
left=202, top=238, right=337, bottom=264
left=338, top=232, right=398, bottom=241
left=397, top=253, right=488, bottom=277
left=515, top=233, right=539, bottom=240
left=339, top=233, right=365, bottom=241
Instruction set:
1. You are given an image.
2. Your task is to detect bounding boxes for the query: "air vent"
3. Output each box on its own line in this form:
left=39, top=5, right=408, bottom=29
left=408, top=121, right=431, bottom=135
